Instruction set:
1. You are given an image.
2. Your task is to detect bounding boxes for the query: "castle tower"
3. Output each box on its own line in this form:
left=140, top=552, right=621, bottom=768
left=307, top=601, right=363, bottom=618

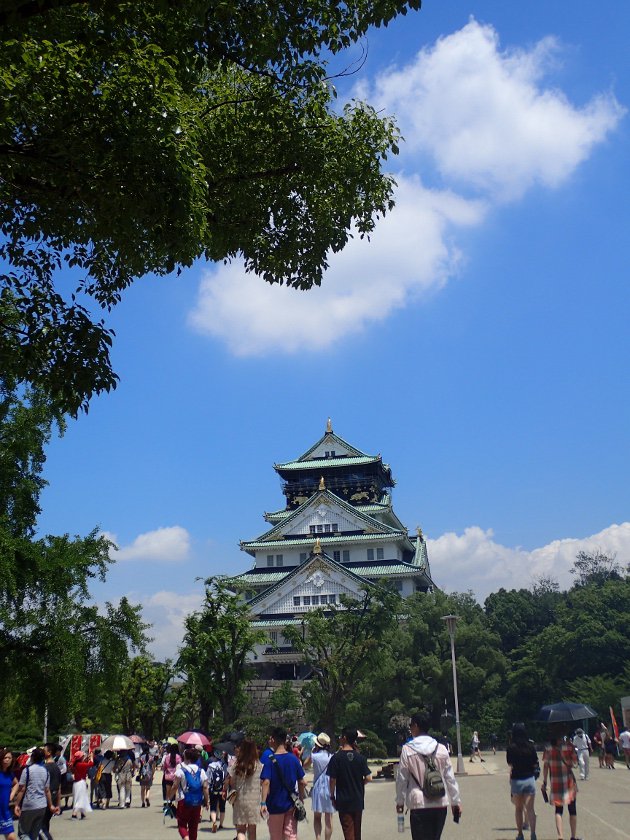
left=229, top=421, right=434, bottom=679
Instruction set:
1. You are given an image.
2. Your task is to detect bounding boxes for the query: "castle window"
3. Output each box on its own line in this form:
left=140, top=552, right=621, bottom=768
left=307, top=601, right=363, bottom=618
left=342, top=550, right=350, bottom=562
left=333, top=551, right=340, bottom=562
left=324, top=524, right=331, bottom=533
left=312, top=595, right=319, bottom=606
left=303, top=596, right=311, bottom=605
left=316, top=525, right=324, bottom=533
left=329, top=594, right=337, bottom=603
left=269, top=631, right=278, bottom=644
left=266, top=555, right=274, bottom=567
left=276, top=555, right=283, bottom=567
left=377, top=548, right=384, bottom=560
left=310, top=526, right=316, bottom=534
left=293, top=597, right=301, bottom=606
left=331, top=523, right=338, bottom=532
left=320, top=595, right=328, bottom=604
left=367, top=548, right=374, bottom=561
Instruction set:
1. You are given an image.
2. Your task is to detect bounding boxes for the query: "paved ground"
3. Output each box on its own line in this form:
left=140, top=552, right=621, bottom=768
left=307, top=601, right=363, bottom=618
left=47, top=754, right=630, bottom=840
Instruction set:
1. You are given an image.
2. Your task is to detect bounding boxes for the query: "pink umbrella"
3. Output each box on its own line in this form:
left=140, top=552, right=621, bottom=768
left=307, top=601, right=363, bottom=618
left=177, top=730, right=212, bottom=748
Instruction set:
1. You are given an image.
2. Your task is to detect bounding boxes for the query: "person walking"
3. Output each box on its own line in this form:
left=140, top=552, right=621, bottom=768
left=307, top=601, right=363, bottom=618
left=260, top=727, right=306, bottom=840
left=0, top=750, right=18, bottom=840
left=470, top=731, right=484, bottom=763
left=42, top=744, right=61, bottom=838
left=507, top=723, right=538, bottom=840
left=619, top=726, right=630, bottom=769
left=115, top=750, right=135, bottom=808
left=571, top=729, right=591, bottom=781
left=97, top=750, right=116, bottom=809
left=207, top=752, right=226, bottom=832
left=327, top=728, right=371, bottom=840
left=13, top=748, right=59, bottom=840
left=138, top=746, right=155, bottom=808
left=161, top=744, right=182, bottom=803
left=541, top=732, right=579, bottom=840
left=395, top=711, right=461, bottom=840
left=311, top=733, right=335, bottom=840
left=70, top=750, right=93, bottom=819
left=170, top=748, right=209, bottom=840
left=225, top=738, right=262, bottom=840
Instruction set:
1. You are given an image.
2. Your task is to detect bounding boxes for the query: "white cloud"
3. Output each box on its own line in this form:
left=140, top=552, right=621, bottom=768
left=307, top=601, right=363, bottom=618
left=189, top=176, right=485, bottom=355
left=187, top=20, right=623, bottom=356
left=363, top=19, right=624, bottom=200
left=104, top=526, right=191, bottom=563
left=429, top=521, right=630, bottom=600
left=141, top=590, right=204, bottom=660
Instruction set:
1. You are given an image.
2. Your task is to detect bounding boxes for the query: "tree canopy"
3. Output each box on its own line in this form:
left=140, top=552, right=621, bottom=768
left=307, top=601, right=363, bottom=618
left=0, top=0, right=421, bottom=413
left=0, top=377, right=149, bottom=731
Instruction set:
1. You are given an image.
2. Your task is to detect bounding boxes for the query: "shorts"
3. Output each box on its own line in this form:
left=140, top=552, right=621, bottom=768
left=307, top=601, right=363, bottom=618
left=0, top=816, right=15, bottom=836
left=510, top=777, right=536, bottom=796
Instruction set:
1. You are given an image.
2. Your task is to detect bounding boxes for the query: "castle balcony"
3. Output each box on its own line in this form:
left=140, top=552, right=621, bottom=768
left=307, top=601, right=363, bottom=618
left=262, top=646, right=303, bottom=663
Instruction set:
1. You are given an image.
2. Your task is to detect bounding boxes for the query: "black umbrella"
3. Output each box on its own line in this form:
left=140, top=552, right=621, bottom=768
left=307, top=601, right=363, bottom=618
left=534, top=702, right=597, bottom=723
left=213, top=740, right=237, bottom=755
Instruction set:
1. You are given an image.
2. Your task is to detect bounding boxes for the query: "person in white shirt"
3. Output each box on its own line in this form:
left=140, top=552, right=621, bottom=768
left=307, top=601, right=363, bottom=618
left=571, top=729, right=592, bottom=780
left=618, top=728, right=630, bottom=769
left=395, top=710, right=462, bottom=840
left=170, top=748, right=209, bottom=840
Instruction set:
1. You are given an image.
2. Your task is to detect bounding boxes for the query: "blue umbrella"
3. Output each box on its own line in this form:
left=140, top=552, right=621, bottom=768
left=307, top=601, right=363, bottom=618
left=298, top=732, right=317, bottom=748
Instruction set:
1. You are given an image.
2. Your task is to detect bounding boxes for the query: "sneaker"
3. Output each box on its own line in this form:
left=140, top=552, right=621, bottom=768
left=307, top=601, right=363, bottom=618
left=530, top=833, right=537, bottom=840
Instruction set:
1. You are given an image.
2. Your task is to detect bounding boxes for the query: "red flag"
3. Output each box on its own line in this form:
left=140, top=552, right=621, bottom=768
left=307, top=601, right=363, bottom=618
left=70, top=734, right=83, bottom=758
left=610, top=706, right=620, bottom=740
left=89, top=734, right=102, bottom=753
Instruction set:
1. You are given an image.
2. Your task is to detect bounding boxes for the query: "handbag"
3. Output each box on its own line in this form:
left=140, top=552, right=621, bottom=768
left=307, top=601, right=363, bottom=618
left=227, top=789, right=238, bottom=805
left=270, top=756, right=307, bottom=822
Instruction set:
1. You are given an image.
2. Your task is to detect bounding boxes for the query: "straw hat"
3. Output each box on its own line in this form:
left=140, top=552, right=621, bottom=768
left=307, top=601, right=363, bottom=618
left=314, top=733, right=331, bottom=748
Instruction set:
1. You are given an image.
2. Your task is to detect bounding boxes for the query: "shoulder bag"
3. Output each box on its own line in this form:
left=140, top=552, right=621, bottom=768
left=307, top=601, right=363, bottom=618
left=270, top=755, right=307, bottom=822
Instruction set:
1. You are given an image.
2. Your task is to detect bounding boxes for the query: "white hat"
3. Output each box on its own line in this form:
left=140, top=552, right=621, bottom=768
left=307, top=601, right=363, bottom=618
left=314, top=732, right=331, bottom=748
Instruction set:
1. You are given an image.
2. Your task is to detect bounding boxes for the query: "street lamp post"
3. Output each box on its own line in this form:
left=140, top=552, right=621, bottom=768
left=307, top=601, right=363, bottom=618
left=442, top=614, right=466, bottom=775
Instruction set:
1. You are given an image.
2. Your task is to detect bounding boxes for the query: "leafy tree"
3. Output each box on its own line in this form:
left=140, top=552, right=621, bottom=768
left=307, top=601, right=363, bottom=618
left=283, top=585, right=399, bottom=738
left=0, top=378, right=149, bottom=731
left=570, top=550, right=624, bottom=586
left=178, top=577, right=266, bottom=729
left=0, top=0, right=421, bottom=413
left=119, top=656, right=181, bottom=739
left=268, top=681, right=302, bottom=731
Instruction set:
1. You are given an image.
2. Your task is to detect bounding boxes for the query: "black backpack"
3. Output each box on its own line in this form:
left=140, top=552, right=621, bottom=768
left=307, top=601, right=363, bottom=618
left=209, top=764, right=225, bottom=795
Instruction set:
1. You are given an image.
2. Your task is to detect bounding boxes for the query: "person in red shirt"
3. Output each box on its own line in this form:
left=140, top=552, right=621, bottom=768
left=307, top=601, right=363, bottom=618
left=70, top=751, right=93, bottom=819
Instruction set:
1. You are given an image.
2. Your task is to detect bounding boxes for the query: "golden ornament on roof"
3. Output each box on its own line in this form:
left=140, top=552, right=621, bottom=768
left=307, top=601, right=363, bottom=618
left=326, top=418, right=332, bottom=433
left=314, top=537, right=322, bottom=554
left=319, top=476, right=326, bottom=490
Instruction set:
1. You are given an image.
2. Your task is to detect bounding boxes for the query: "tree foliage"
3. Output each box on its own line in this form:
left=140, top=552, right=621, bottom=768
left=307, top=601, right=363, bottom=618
left=0, top=378, right=149, bottom=731
left=119, top=655, right=181, bottom=739
left=177, top=577, right=266, bottom=729
left=283, top=584, right=400, bottom=737
left=0, top=0, right=421, bottom=413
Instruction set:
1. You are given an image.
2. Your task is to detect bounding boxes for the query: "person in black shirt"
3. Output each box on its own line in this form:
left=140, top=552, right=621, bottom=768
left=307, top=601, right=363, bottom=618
left=327, top=728, right=371, bottom=840
left=506, top=724, right=538, bottom=840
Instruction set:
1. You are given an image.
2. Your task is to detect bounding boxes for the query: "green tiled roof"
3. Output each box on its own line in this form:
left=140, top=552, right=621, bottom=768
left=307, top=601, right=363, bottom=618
left=265, top=498, right=392, bottom=523
left=251, top=618, right=305, bottom=628
left=291, top=430, right=368, bottom=462
left=348, top=563, right=427, bottom=577
left=231, top=570, right=287, bottom=585
left=249, top=489, right=401, bottom=548
left=275, top=455, right=382, bottom=471
left=241, top=531, right=409, bottom=551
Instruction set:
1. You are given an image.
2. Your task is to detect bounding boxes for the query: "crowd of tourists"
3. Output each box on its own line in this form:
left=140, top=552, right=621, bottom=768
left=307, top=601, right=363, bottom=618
left=1, top=717, right=628, bottom=840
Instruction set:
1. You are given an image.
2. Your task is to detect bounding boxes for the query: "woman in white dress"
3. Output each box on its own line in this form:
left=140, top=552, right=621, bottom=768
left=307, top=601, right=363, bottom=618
left=310, top=733, right=335, bottom=840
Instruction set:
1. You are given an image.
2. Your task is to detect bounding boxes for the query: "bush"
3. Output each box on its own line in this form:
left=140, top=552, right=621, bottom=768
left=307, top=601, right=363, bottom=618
left=358, top=729, right=388, bottom=759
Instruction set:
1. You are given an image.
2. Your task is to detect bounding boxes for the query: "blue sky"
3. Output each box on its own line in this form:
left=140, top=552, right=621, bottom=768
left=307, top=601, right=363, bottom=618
left=37, top=1, right=630, bottom=658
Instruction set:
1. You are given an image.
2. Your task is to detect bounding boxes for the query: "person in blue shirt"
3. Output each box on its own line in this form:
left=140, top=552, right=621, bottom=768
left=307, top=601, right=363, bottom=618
left=260, top=728, right=306, bottom=840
